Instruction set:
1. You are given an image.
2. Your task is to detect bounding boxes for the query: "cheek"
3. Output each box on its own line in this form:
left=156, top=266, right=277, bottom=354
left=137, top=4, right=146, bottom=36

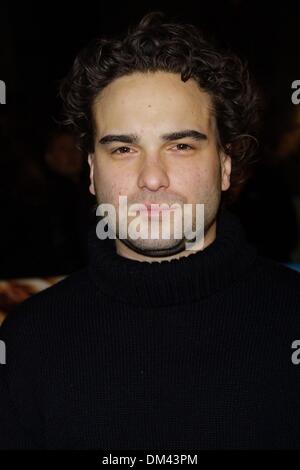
left=172, top=159, right=221, bottom=204
left=94, top=163, right=134, bottom=204
left=197, top=157, right=221, bottom=186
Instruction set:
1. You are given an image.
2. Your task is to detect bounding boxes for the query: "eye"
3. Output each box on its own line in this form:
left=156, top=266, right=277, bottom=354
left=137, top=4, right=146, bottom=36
left=111, top=146, right=134, bottom=154
left=173, top=143, right=193, bottom=151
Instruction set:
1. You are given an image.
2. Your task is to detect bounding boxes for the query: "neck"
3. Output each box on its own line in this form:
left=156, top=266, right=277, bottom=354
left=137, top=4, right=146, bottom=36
left=87, top=207, right=258, bottom=307
left=115, top=221, right=217, bottom=263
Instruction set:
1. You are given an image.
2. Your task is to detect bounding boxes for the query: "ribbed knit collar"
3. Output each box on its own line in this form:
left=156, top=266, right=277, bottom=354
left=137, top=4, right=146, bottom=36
left=87, top=208, right=258, bottom=307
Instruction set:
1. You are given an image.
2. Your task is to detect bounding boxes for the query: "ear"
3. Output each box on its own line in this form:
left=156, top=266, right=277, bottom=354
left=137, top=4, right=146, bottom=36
left=88, top=153, right=96, bottom=196
left=220, top=150, right=232, bottom=192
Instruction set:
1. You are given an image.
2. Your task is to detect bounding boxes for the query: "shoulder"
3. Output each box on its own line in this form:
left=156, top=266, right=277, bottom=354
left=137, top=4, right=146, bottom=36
left=248, top=255, right=300, bottom=312
left=254, top=256, right=300, bottom=289
left=0, top=268, right=94, bottom=343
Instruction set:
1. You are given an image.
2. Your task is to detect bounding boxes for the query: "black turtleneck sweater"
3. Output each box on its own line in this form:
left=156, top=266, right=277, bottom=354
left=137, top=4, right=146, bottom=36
left=1, top=208, right=300, bottom=449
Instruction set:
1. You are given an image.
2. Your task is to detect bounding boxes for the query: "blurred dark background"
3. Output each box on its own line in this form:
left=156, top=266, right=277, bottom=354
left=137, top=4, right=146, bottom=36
left=1, top=0, right=300, bottom=278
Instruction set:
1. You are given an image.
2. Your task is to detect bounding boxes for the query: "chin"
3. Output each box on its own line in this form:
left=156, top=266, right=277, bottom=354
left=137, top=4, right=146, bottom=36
left=120, top=237, right=187, bottom=257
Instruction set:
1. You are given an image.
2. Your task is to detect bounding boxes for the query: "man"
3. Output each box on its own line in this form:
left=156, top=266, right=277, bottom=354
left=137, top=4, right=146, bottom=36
left=1, top=11, right=300, bottom=449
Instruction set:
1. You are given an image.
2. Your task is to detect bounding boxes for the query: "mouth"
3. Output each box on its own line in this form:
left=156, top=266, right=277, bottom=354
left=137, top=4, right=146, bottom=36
left=141, top=204, right=173, bottom=215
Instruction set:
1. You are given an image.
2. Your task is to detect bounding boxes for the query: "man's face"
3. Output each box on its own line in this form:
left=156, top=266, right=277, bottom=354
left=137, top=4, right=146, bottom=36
left=88, top=71, right=231, bottom=258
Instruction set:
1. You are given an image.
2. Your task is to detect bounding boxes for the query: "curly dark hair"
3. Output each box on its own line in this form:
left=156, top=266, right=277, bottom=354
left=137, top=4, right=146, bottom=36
left=60, top=11, right=263, bottom=205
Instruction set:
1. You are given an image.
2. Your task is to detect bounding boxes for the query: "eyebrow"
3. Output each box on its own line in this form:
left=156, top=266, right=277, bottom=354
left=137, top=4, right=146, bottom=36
left=98, top=129, right=208, bottom=145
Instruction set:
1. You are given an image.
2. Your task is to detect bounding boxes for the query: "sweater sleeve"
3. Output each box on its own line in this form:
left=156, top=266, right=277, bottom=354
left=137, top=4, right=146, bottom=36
left=0, top=303, right=45, bottom=449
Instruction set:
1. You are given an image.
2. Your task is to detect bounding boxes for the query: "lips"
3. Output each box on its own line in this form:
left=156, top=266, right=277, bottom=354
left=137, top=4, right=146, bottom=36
left=143, top=208, right=172, bottom=219
left=142, top=204, right=172, bottom=213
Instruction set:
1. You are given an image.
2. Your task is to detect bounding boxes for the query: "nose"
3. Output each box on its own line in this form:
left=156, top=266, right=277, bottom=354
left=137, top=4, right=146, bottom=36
left=137, top=157, right=170, bottom=192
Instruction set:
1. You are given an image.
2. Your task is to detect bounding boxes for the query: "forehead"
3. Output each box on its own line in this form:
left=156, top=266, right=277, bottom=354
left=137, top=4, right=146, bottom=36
left=92, top=71, right=214, bottom=135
